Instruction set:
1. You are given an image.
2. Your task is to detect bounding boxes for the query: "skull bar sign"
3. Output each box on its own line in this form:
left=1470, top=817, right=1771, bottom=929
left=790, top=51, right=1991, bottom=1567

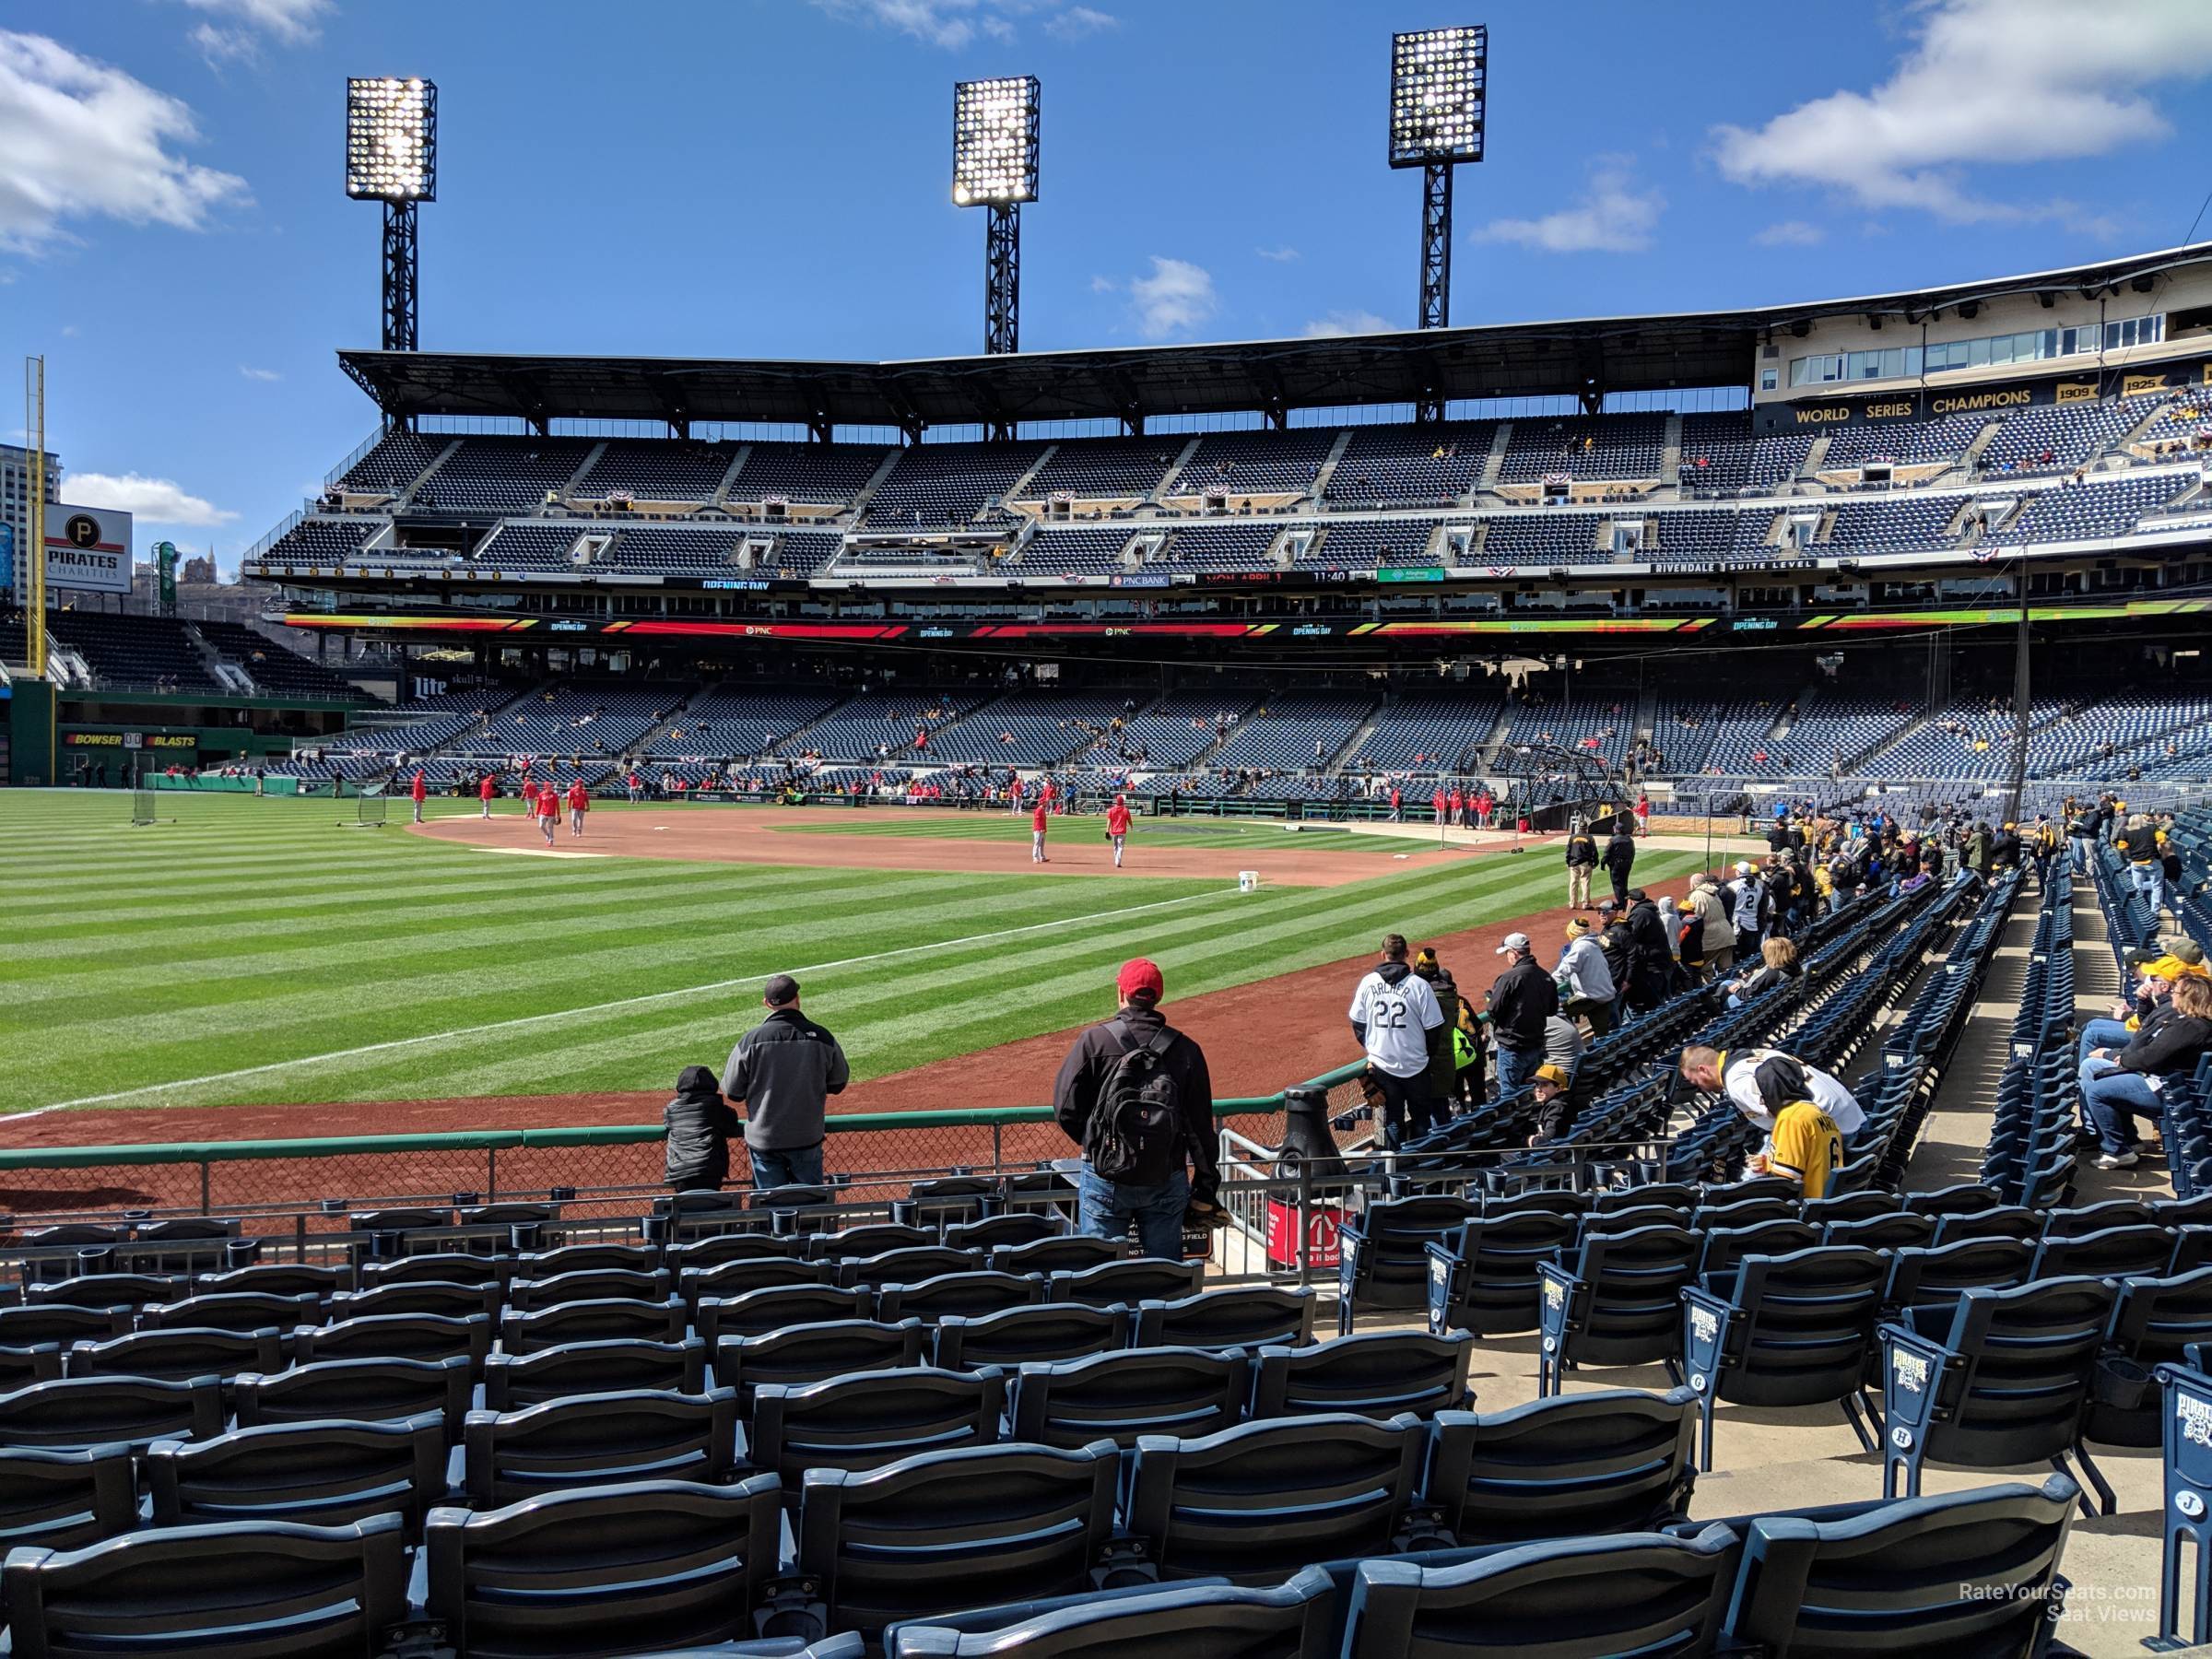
left=44, top=505, right=134, bottom=595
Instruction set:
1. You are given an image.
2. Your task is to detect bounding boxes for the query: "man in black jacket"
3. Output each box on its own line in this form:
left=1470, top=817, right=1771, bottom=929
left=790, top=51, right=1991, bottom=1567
left=664, top=1065, right=741, bottom=1191
left=1053, top=958, right=1218, bottom=1259
left=1602, top=819, right=1638, bottom=907
left=720, top=974, right=850, bottom=1190
left=1564, top=821, right=1599, bottom=909
left=1486, top=931, right=1559, bottom=1097
left=1621, top=888, right=1673, bottom=1012
left=1594, top=897, right=1634, bottom=988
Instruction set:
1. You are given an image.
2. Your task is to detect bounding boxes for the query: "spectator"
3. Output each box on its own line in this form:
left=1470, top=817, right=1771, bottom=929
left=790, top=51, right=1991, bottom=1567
left=719, top=973, right=850, bottom=1190
left=1686, top=874, right=1735, bottom=981
left=1602, top=819, right=1637, bottom=907
left=1726, top=936, right=1801, bottom=1007
left=1486, top=931, right=1558, bottom=1097
left=1730, top=861, right=1768, bottom=964
left=662, top=1065, right=740, bottom=1192
left=1348, top=935, right=1445, bottom=1148
left=1053, top=958, right=1218, bottom=1257
left=1412, top=947, right=1465, bottom=1120
left=1542, top=1010, right=1585, bottom=1084
left=1527, top=1063, right=1580, bottom=1145
left=1555, top=917, right=1618, bottom=1037
left=2080, top=971, right=2212, bottom=1169
left=1677, top=1044, right=1866, bottom=1144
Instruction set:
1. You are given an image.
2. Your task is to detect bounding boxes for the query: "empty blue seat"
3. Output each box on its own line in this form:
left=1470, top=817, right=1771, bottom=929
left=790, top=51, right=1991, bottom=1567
left=748, top=1367, right=1005, bottom=1491
left=1248, top=1329, right=1474, bottom=1422
left=1423, top=1387, right=1699, bottom=1547
left=145, top=1414, right=445, bottom=1536
left=1011, top=1347, right=1246, bottom=1449
left=0, top=1443, right=135, bottom=1555
left=1535, top=1224, right=1700, bottom=1394
left=933, top=1302, right=1129, bottom=1371
left=459, top=1386, right=742, bottom=1507
left=1048, top=1260, right=1203, bottom=1309
left=713, top=1319, right=928, bottom=1410
left=233, top=1355, right=472, bottom=1440
left=1130, top=1286, right=1314, bottom=1352
left=883, top=1566, right=1336, bottom=1656
left=482, top=1336, right=708, bottom=1411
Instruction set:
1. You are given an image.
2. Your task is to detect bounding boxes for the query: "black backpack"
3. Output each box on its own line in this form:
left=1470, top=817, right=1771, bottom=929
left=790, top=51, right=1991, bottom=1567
left=1086, top=1019, right=1185, bottom=1185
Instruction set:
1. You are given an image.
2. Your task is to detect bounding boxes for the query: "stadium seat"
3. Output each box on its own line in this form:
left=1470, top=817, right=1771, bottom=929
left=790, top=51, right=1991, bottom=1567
left=26, top=1273, right=183, bottom=1311
left=894, top=1177, right=997, bottom=1230
left=676, top=1256, right=835, bottom=1312
left=808, top=1224, right=935, bottom=1262
left=194, top=1263, right=350, bottom=1300
left=712, top=1319, right=929, bottom=1408
left=943, top=1214, right=1064, bottom=1253
left=989, top=1237, right=1124, bottom=1277
left=1129, top=1285, right=1315, bottom=1352
left=1047, top=1259, right=1203, bottom=1308
left=513, top=1241, right=660, bottom=1277
left=2028, top=1223, right=2177, bottom=1280
left=1423, top=1387, right=1700, bottom=1546
left=139, top=1291, right=322, bottom=1347
left=506, top=1266, right=674, bottom=1312
left=2083, top=1266, right=2212, bottom=1453
left=832, top=1247, right=981, bottom=1289
left=881, top=1567, right=1338, bottom=1657
left=480, top=1335, right=709, bottom=1410
left=459, top=1386, right=742, bottom=1507
left=1339, top=1524, right=1741, bottom=1659
left=1423, top=1203, right=1583, bottom=1335
left=61, top=1325, right=282, bottom=1386
left=664, top=1233, right=801, bottom=1273
left=0, top=1306, right=130, bottom=1347
left=931, top=1302, right=1130, bottom=1371
left=698, top=1284, right=871, bottom=1345
left=0, top=1443, right=137, bottom=1555
left=1247, top=1329, right=1475, bottom=1422
left=1124, top=1412, right=1442, bottom=1584
left=1821, top=1212, right=1935, bottom=1251
left=1879, top=1238, right=2034, bottom=1324
left=420, top=1477, right=786, bottom=1658
left=145, top=1414, right=445, bottom=1535
left=1678, top=1243, right=1888, bottom=1468
left=232, top=1355, right=472, bottom=1439
left=358, top=1253, right=510, bottom=1290
left=1690, top=1219, right=1821, bottom=1281
left=1336, top=1196, right=1481, bottom=1335
left=0, top=1374, right=222, bottom=1452
left=875, top=1270, right=1044, bottom=1323
left=296, top=1311, right=494, bottom=1375
left=1879, top=1277, right=2115, bottom=1514
left=1535, top=1224, right=1700, bottom=1395
left=0, top=1514, right=409, bottom=1657
left=1708, top=1475, right=2078, bottom=1656
left=2156, top=1357, right=2212, bottom=1648
left=1009, top=1347, right=1247, bottom=1449
left=747, top=1366, right=1006, bottom=1490
left=499, top=1296, right=687, bottom=1354
left=0, top=1345, right=62, bottom=1391
left=792, top=1440, right=1130, bottom=1642
left=328, top=1279, right=503, bottom=1323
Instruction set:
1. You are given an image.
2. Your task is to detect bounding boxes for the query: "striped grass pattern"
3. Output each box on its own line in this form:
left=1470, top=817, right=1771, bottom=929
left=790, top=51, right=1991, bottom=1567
left=0, top=792, right=1698, bottom=1114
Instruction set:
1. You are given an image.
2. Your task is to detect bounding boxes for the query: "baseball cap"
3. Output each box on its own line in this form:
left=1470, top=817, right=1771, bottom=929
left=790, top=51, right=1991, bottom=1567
left=1735, top=861, right=1754, bottom=875
left=1496, top=932, right=1532, bottom=955
left=2172, top=939, right=2207, bottom=968
left=1597, top=897, right=1619, bottom=912
left=1534, top=1064, right=1571, bottom=1088
left=1116, top=959, right=1165, bottom=1004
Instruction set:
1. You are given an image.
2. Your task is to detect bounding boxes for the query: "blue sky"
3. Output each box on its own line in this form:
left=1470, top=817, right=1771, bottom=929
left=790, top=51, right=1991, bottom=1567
left=6, top=0, right=2212, bottom=573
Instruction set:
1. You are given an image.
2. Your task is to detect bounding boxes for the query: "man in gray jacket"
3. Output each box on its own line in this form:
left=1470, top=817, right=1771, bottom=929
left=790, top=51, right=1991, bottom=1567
left=720, top=973, right=851, bottom=1189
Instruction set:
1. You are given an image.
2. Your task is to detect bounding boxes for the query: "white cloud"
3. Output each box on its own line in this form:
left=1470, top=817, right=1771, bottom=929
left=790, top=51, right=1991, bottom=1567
left=239, top=364, right=281, bottom=382
left=66, top=471, right=237, bottom=527
left=1301, top=309, right=1395, bottom=338
left=1254, top=244, right=1300, bottom=262
left=1477, top=162, right=1663, bottom=253
left=0, top=31, right=249, bottom=254
left=1124, top=255, right=1217, bottom=340
left=1753, top=219, right=1825, bottom=247
left=1712, top=0, right=2212, bottom=223
left=175, top=0, right=330, bottom=60
left=1045, top=5, right=1116, bottom=40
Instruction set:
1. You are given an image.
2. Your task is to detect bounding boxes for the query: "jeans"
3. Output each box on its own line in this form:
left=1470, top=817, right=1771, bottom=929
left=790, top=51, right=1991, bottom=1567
left=1077, top=1163, right=1187, bottom=1261
left=1496, top=1044, right=1542, bottom=1097
left=2081, top=1067, right=2163, bottom=1156
left=749, top=1143, right=824, bottom=1190
left=1565, top=997, right=1614, bottom=1038
left=2131, top=863, right=2167, bottom=917
left=2077, top=1018, right=2134, bottom=1074
left=1368, top=1065, right=1441, bottom=1149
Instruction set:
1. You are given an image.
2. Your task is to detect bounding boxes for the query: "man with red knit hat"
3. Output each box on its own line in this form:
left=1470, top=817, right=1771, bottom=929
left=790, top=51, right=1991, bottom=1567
left=1031, top=797, right=1051, bottom=864
left=410, top=768, right=428, bottom=824
left=1105, top=794, right=1133, bottom=868
left=478, top=771, right=498, bottom=819
left=1053, top=958, right=1218, bottom=1260
left=566, top=776, right=590, bottom=839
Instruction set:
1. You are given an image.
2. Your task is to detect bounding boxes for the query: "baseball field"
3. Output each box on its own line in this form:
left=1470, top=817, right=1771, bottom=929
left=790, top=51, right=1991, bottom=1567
left=0, top=790, right=1702, bottom=1134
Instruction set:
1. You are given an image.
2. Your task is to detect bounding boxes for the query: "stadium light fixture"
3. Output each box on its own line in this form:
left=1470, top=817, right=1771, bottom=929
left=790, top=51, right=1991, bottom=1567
left=346, top=76, right=437, bottom=354
left=1389, top=24, right=1486, bottom=407
left=952, top=76, right=1040, bottom=366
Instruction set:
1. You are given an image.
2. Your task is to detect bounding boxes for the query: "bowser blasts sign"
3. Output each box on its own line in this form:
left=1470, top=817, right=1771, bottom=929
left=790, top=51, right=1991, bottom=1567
left=44, top=505, right=134, bottom=595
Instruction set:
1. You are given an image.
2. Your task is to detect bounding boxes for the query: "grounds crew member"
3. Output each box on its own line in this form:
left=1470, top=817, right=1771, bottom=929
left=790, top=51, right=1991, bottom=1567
left=1564, top=820, right=1599, bottom=908
left=663, top=1065, right=741, bottom=1192
left=1053, top=958, right=1219, bottom=1259
left=1677, top=1043, right=1866, bottom=1144
left=720, top=972, right=850, bottom=1190
left=1348, top=935, right=1446, bottom=1147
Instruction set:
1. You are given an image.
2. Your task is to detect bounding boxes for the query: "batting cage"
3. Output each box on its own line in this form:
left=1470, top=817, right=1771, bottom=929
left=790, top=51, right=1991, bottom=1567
left=1489, top=741, right=1625, bottom=834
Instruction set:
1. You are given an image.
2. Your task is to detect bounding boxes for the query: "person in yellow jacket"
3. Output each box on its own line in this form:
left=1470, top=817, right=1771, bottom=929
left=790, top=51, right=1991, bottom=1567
left=1750, top=1099, right=1844, bottom=1199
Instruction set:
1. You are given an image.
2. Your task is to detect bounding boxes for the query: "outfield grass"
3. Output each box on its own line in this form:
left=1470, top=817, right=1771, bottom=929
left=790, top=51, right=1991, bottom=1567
left=0, top=791, right=1699, bottom=1114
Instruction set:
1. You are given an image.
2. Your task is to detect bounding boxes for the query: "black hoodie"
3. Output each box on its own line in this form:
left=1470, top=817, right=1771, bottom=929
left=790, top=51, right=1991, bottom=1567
left=664, top=1065, right=741, bottom=1187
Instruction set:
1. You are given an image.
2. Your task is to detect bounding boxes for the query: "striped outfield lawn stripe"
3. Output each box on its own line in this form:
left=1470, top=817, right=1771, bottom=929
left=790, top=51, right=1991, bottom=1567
left=0, top=791, right=1699, bottom=1112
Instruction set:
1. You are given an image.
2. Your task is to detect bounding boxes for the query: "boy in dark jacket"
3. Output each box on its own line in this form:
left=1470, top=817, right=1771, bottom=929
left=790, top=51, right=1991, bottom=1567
left=663, top=1065, right=741, bottom=1191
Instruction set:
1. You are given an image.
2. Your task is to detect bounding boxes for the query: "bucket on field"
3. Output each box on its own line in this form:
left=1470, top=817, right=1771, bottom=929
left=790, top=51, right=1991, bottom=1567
left=1238, top=870, right=1259, bottom=893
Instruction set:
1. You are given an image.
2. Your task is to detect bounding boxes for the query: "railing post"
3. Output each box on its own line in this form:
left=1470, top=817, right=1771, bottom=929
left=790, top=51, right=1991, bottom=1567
left=488, top=1145, right=498, bottom=1202
left=199, top=1160, right=211, bottom=1217
left=992, top=1120, right=1003, bottom=1173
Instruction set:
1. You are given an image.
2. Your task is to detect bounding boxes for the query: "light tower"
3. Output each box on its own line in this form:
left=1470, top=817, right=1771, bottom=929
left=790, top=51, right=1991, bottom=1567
left=346, top=76, right=438, bottom=353
left=1389, top=26, right=1486, bottom=419
left=952, top=76, right=1040, bottom=363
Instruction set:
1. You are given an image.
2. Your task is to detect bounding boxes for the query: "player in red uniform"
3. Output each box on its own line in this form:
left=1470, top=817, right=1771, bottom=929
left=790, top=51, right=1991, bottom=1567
left=567, top=777, right=590, bottom=838
left=1106, top=794, right=1133, bottom=868
left=478, top=771, right=498, bottom=819
left=410, top=769, right=428, bottom=823
left=1634, top=792, right=1652, bottom=838
left=534, top=782, right=560, bottom=845
left=1030, top=800, right=1051, bottom=864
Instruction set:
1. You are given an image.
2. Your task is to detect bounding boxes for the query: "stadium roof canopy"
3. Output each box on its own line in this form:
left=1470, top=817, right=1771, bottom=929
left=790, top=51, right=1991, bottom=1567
left=339, top=242, right=2212, bottom=437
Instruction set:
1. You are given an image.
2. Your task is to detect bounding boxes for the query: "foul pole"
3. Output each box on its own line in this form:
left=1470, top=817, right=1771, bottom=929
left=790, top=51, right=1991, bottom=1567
left=24, top=357, right=45, bottom=679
